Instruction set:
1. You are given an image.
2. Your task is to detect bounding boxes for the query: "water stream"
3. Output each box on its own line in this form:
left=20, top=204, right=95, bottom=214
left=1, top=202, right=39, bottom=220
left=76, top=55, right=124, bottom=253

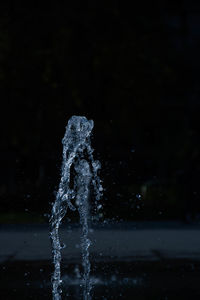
left=50, top=116, right=103, bottom=300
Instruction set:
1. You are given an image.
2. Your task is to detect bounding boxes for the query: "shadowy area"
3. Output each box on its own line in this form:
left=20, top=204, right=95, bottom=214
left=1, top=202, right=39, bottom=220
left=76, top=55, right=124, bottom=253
left=0, top=1, right=200, bottom=222
left=1, top=260, right=200, bottom=299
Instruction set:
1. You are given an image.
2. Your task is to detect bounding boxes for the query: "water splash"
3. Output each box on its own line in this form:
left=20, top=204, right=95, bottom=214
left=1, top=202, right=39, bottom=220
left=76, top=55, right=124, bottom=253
left=50, top=116, right=103, bottom=300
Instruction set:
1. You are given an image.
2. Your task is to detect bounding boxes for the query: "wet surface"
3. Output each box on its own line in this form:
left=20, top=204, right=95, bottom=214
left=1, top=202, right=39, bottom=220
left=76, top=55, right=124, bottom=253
left=1, top=222, right=200, bottom=263
left=1, top=259, right=200, bottom=299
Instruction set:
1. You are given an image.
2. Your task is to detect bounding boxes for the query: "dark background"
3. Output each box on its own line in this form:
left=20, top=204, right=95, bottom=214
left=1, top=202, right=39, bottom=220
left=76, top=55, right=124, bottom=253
left=0, top=1, right=200, bottom=223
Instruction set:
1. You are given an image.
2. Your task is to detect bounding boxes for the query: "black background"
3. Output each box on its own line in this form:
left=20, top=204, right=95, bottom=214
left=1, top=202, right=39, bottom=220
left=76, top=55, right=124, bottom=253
left=0, top=1, right=200, bottom=222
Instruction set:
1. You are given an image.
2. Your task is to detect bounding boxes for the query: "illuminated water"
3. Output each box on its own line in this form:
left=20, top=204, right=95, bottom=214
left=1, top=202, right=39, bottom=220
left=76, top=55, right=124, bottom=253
left=50, top=116, right=103, bottom=300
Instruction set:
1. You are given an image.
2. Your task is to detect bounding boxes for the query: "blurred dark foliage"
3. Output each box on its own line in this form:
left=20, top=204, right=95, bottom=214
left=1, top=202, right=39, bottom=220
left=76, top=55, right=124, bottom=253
left=0, top=1, right=200, bottom=222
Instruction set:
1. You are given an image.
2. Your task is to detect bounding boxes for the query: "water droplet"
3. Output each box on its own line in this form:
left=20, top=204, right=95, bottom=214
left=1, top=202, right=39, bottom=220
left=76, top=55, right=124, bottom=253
left=97, top=204, right=102, bottom=210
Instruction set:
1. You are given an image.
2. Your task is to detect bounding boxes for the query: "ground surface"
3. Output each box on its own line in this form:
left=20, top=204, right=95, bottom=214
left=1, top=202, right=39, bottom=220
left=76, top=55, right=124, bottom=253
left=1, top=221, right=200, bottom=299
left=1, top=221, right=200, bottom=263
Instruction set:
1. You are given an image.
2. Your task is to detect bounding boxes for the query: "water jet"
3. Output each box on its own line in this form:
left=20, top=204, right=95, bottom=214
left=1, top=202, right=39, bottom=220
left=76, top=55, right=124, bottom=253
left=50, top=116, right=102, bottom=300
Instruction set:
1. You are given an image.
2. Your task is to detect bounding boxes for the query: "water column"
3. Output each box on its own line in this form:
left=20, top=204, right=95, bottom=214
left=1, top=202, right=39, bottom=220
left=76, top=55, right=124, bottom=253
left=75, top=159, right=92, bottom=299
left=50, top=116, right=102, bottom=300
